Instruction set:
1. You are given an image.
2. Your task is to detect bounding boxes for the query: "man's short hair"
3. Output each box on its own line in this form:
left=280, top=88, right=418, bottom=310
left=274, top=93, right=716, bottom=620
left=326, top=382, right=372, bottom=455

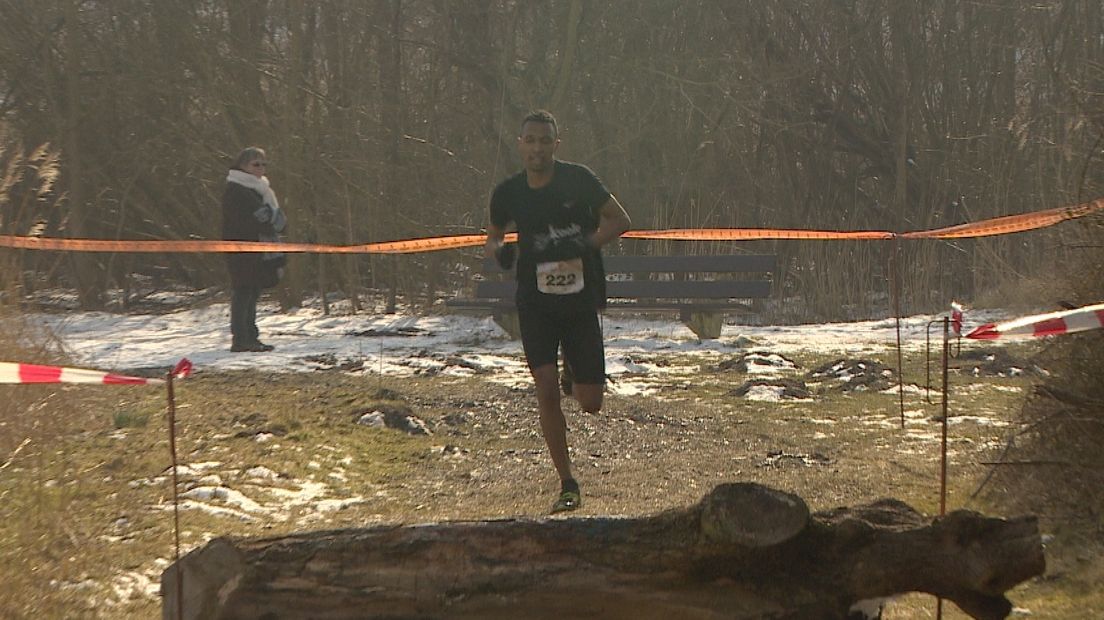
left=521, top=110, right=557, bottom=138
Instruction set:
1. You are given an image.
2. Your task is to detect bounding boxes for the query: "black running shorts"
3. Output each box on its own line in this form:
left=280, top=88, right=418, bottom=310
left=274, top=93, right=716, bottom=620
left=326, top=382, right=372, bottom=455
left=517, top=303, right=605, bottom=384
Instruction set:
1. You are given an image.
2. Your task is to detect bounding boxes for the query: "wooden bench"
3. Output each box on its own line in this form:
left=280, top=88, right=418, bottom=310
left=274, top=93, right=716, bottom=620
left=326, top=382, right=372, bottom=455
left=447, top=254, right=777, bottom=339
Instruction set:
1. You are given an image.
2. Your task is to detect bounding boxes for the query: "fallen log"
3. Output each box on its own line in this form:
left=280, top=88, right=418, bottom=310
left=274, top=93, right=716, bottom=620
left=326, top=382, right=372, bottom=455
left=161, top=483, right=1044, bottom=620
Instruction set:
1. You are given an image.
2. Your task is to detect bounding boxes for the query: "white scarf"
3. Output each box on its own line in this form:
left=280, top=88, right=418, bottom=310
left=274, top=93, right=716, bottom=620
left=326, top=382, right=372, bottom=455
left=227, top=169, right=286, bottom=233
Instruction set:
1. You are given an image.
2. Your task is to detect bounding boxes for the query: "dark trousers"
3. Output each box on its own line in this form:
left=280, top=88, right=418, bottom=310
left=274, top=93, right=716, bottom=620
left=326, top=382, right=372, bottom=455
left=230, top=287, right=261, bottom=345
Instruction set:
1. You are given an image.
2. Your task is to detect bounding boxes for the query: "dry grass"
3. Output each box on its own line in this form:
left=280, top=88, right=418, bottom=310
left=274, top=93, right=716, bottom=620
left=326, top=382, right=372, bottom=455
left=0, top=310, right=97, bottom=618
left=2, top=332, right=1101, bottom=618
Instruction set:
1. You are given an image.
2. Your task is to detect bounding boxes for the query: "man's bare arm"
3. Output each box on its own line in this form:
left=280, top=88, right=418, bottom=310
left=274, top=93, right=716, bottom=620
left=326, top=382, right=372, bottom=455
left=589, top=195, right=631, bottom=249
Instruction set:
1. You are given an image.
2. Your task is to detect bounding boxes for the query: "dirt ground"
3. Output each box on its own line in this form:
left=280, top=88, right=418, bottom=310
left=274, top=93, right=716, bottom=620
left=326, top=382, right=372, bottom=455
left=158, top=351, right=1018, bottom=522
left=2, top=342, right=1100, bottom=618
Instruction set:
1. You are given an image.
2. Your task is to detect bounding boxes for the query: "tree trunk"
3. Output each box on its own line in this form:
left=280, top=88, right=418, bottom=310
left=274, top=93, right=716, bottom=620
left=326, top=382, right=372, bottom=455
left=381, top=0, right=403, bottom=313
left=162, top=483, right=1044, bottom=620
left=59, top=0, right=104, bottom=309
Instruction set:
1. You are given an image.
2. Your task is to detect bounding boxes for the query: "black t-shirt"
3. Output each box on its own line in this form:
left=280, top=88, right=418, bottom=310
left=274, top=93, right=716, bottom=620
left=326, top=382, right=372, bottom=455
left=489, top=160, right=611, bottom=310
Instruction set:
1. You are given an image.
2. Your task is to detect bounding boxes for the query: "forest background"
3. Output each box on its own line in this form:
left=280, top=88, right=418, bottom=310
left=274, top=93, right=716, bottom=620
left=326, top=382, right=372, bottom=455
left=1, top=3, right=1103, bottom=616
left=0, top=0, right=1102, bottom=320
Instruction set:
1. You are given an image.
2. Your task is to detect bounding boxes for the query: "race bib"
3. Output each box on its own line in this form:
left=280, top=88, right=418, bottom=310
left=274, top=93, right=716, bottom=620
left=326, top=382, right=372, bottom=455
left=537, top=258, right=585, bottom=295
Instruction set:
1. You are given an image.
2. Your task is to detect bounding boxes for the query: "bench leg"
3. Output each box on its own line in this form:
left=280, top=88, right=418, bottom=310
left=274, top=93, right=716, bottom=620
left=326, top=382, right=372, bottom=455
left=492, top=311, right=522, bottom=340
left=679, top=309, right=722, bottom=340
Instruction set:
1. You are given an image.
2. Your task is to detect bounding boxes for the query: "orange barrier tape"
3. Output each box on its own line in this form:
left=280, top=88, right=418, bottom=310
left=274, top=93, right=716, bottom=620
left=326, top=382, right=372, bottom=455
left=0, top=236, right=313, bottom=253
left=0, top=232, right=516, bottom=254
left=623, top=228, right=894, bottom=241
left=0, top=199, right=1098, bottom=252
left=901, top=198, right=1104, bottom=239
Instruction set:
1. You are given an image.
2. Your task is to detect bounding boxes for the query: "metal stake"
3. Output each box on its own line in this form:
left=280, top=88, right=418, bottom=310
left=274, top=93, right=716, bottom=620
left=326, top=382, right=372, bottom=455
left=890, top=239, right=905, bottom=427
left=167, top=370, right=183, bottom=620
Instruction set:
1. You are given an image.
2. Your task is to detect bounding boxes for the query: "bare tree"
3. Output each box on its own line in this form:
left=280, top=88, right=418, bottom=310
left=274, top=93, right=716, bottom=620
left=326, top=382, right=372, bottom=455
left=0, top=0, right=1099, bottom=318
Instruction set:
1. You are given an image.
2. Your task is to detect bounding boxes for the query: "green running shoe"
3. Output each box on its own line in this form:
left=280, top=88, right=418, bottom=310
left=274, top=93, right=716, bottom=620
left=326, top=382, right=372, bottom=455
left=551, top=489, right=582, bottom=513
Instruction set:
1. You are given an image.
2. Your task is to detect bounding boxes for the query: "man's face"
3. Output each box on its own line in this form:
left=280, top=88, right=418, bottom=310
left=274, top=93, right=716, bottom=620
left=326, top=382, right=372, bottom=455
left=517, top=121, right=559, bottom=173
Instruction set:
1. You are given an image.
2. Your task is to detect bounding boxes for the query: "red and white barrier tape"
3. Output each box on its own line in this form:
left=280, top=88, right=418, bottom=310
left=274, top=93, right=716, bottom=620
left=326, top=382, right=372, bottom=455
left=966, top=303, right=1104, bottom=340
left=0, top=358, right=192, bottom=385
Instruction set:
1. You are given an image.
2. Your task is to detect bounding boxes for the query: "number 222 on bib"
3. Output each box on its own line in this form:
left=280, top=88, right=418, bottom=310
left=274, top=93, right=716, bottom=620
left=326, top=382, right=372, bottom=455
left=537, top=258, right=585, bottom=295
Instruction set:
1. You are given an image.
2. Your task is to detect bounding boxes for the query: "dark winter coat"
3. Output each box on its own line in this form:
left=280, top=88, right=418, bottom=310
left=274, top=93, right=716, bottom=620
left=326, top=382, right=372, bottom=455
left=222, top=181, right=283, bottom=289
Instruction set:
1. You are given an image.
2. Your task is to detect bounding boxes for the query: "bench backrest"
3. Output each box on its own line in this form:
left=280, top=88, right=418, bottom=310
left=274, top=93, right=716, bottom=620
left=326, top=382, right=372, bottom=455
left=473, top=254, right=776, bottom=301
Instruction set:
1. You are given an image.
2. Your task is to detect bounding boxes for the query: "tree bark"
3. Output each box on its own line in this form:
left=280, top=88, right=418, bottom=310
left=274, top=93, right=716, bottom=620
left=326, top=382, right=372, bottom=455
left=59, top=0, right=105, bottom=309
left=162, top=483, right=1044, bottom=620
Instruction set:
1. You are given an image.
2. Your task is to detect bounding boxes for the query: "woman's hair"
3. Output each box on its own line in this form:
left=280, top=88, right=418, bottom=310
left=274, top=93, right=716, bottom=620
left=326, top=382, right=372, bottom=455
left=233, top=146, right=267, bottom=170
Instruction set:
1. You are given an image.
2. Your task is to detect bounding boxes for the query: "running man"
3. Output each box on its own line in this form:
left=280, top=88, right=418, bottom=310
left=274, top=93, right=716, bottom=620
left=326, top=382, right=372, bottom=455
left=485, top=110, right=632, bottom=513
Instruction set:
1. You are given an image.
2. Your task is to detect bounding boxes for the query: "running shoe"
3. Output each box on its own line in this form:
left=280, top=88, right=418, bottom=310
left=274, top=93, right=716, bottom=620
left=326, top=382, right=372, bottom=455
left=551, top=489, right=582, bottom=513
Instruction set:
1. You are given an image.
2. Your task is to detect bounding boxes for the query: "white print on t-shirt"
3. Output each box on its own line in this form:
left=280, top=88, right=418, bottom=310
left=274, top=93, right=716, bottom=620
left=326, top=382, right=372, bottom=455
left=533, top=223, right=583, bottom=253
left=537, top=259, right=585, bottom=295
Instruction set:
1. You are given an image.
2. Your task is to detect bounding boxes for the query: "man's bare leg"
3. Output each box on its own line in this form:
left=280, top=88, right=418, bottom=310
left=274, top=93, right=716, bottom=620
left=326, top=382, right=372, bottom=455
left=532, top=364, right=573, bottom=482
left=573, top=382, right=603, bottom=413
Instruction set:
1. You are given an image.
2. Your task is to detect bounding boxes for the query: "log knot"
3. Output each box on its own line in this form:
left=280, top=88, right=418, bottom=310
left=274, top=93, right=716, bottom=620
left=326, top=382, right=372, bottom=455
left=698, top=482, right=809, bottom=548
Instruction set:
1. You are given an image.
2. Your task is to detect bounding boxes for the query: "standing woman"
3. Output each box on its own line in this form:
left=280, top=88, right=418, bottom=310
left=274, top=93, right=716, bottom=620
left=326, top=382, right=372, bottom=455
left=221, top=147, right=287, bottom=352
